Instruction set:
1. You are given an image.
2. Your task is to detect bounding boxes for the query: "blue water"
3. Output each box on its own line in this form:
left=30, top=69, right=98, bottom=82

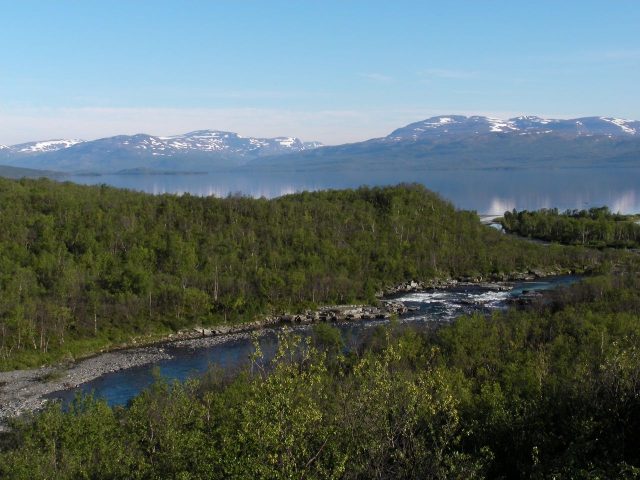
left=69, top=168, right=640, bottom=215
left=48, top=275, right=579, bottom=408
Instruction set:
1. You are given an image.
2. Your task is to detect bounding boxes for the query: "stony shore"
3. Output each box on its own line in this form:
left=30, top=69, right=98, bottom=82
left=0, top=269, right=573, bottom=430
left=0, top=299, right=415, bottom=429
left=0, top=346, right=171, bottom=430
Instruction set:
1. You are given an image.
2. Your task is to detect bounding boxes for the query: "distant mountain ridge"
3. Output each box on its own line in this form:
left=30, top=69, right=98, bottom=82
left=0, top=130, right=323, bottom=173
left=247, top=115, right=640, bottom=172
left=4, top=139, right=85, bottom=154
left=388, top=115, right=639, bottom=141
left=1, top=115, right=639, bottom=174
left=0, top=164, right=65, bottom=180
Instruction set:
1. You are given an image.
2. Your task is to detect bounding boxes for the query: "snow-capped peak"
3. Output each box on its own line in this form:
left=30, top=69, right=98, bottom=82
left=275, top=137, right=298, bottom=147
left=387, top=115, right=640, bottom=141
left=486, top=117, right=518, bottom=133
left=2, top=131, right=322, bottom=161
left=513, top=115, right=553, bottom=125
left=139, top=130, right=318, bottom=156
left=14, top=139, right=84, bottom=153
left=41, top=130, right=323, bottom=159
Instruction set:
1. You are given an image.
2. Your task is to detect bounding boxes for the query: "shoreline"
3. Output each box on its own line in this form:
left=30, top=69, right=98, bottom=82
left=0, top=346, right=172, bottom=428
left=0, top=300, right=412, bottom=427
left=0, top=270, right=576, bottom=429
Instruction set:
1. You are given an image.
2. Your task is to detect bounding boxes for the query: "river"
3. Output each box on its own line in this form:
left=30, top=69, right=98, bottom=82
left=47, top=275, right=578, bottom=408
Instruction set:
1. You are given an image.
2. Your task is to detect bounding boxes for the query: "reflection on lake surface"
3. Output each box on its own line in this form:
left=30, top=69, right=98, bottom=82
left=69, top=167, right=640, bottom=214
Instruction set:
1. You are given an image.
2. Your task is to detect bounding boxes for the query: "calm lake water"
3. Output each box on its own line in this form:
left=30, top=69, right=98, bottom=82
left=69, top=167, right=640, bottom=214
left=48, top=275, right=578, bottom=408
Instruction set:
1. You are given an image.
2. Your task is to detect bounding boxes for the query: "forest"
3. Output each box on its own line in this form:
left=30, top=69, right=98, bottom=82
left=1, top=269, right=639, bottom=478
left=0, top=179, right=603, bottom=370
left=501, top=207, right=640, bottom=248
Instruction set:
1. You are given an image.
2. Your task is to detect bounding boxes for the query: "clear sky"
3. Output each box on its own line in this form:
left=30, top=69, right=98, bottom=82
left=1, top=0, right=638, bottom=145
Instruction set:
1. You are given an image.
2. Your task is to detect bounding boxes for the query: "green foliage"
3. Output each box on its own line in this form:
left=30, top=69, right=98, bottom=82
left=502, top=206, right=640, bottom=248
left=2, top=395, right=135, bottom=479
left=0, top=179, right=599, bottom=369
left=2, top=272, right=640, bottom=478
left=312, top=323, right=344, bottom=353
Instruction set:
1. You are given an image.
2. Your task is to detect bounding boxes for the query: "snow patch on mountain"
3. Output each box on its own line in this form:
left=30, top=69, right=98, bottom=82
left=14, top=139, right=84, bottom=153
left=277, top=137, right=296, bottom=147
left=600, top=117, right=636, bottom=135
left=487, top=118, right=518, bottom=133
left=514, top=115, right=552, bottom=125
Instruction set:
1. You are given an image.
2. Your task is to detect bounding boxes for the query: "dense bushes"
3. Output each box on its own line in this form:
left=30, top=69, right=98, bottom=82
left=0, top=179, right=600, bottom=369
left=501, top=206, right=640, bottom=248
left=2, top=272, right=639, bottom=478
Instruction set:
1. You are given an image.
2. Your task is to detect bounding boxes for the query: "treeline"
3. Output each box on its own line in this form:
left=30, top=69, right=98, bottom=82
left=0, top=179, right=599, bottom=369
left=2, top=271, right=639, bottom=478
left=501, top=206, right=640, bottom=248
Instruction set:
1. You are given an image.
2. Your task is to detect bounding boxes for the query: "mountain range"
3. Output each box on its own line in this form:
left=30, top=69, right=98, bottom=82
left=1, top=115, right=639, bottom=175
left=0, top=131, right=322, bottom=173
left=247, top=115, right=640, bottom=172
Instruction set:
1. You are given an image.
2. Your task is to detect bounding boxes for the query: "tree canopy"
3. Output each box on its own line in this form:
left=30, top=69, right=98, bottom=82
left=0, top=178, right=600, bottom=369
left=501, top=207, right=640, bottom=248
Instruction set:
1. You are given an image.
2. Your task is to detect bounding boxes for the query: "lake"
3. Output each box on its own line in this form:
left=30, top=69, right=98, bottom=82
left=68, top=167, right=640, bottom=214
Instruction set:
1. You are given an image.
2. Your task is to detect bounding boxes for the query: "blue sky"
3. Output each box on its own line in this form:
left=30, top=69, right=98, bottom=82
left=1, top=0, right=638, bottom=144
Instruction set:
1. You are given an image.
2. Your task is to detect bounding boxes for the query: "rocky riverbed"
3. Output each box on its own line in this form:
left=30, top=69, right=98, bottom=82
left=375, top=267, right=575, bottom=297
left=0, top=271, right=575, bottom=430
left=0, top=298, right=416, bottom=429
left=0, top=346, right=171, bottom=430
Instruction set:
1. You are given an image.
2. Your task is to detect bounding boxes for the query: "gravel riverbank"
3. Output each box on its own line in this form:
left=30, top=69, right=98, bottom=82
left=0, top=272, right=572, bottom=431
left=0, top=346, right=171, bottom=430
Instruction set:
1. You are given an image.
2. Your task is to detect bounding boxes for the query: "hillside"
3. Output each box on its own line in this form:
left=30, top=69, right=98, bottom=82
left=0, top=179, right=600, bottom=369
left=0, top=165, right=64, bottom=180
